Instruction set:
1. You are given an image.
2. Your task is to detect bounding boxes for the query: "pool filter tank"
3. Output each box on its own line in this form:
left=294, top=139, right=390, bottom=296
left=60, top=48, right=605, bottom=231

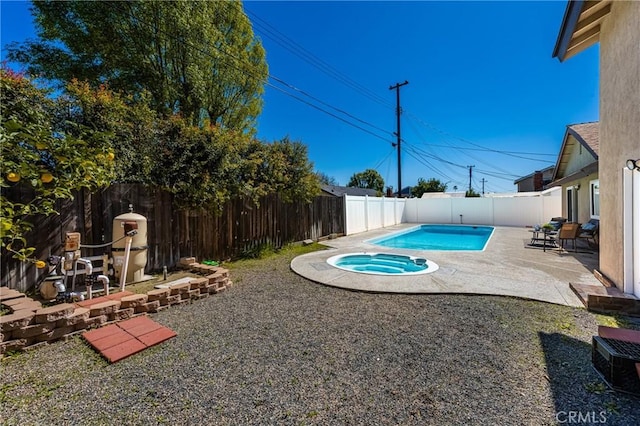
left=112, top=211, right=151, bottom=284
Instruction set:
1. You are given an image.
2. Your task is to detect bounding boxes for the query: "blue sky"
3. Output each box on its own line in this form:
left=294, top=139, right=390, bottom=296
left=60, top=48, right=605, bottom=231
left=1, top=1, right=600, bottom=193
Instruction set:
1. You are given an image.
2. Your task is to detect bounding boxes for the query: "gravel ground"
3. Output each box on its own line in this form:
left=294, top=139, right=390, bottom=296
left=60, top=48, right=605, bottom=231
left=1, top=249, right=640, bottom=425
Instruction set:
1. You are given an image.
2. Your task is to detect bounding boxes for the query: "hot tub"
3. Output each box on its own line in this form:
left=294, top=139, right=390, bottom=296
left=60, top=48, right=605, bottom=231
left=326, top=253, right=439, bottom=276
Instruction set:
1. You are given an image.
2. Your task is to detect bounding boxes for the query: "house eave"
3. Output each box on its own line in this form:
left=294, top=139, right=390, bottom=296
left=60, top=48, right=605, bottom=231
left=549, top=161, right=598, bottom=187
left=552, top=0, right=612, bottom=62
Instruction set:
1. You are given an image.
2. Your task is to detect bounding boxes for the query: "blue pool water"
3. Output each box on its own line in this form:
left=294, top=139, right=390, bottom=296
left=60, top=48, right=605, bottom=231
left=369, top=225, right=494, bottom=251
left=327, top=253, right=438, bottom=275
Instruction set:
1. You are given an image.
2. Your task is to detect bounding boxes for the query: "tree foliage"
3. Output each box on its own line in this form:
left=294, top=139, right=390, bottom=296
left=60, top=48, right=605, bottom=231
left=347, top=169, right=384, bottom=193
left=0, top=68, right=115, bottom=261
left=465, top=188, right=481, bottom=198
left=315, top=171, right=338, bottom=186
left=8, top=0, right=267, bottom=130
left=51, top=83, right=320, bottom=208
left=411, top=178, right=448, bottom=198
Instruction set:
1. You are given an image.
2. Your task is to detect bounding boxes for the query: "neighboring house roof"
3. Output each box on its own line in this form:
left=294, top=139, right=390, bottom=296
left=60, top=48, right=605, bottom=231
left=552, top=0, right=612, bottom=62
left=320, top=184, right=378, bottom=197
left=395, top=186, right=412, bottom=197
left=513, top=165, right=555, bottom=185
left=550, top=121, right=599, bottom=186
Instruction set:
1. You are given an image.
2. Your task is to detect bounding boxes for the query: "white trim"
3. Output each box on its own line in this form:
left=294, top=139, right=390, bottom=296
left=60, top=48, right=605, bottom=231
left=623, top=169, right=632, bottom=294
left=634, top=170, right=640, bottom=298
left=622, top=168, right=640, bottom=297
left=589, top=179, right=600, bottom=219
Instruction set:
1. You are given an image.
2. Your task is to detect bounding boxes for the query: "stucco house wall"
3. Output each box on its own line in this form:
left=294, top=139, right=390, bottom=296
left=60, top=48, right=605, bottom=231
left=599, top=1, right=640, bottom=287
left=559, top=173, right=599, bottom=225
left=563, top=134, right=596, bottom=172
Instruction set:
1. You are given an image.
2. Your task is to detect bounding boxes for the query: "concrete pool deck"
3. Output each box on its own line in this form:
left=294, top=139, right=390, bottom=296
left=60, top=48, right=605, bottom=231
left=291, top=224, right=603, bottom=307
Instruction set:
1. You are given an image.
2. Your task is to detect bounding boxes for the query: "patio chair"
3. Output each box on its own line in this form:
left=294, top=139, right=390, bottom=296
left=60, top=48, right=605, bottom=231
left=578, top=218, right=599, bottom=246
left=556, top=223, right=581, bottom=252
left=548, top=217, right=567, bottom=231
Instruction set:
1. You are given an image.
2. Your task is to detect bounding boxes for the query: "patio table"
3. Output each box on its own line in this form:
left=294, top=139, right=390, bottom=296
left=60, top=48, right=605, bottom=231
left=529, top=229, right=558, bottom=252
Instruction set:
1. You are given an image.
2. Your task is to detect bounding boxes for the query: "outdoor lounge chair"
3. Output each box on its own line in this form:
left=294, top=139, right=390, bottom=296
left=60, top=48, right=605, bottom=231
left=556, top=223, right=581, bottom=252
left=549, top=217, right=567, bottom=231
left=578, top=218, right=599, bottom=246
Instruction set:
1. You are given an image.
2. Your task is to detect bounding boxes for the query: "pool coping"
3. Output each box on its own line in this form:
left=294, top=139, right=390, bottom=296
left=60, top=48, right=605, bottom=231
left=291, top=224, right=603, bottom=307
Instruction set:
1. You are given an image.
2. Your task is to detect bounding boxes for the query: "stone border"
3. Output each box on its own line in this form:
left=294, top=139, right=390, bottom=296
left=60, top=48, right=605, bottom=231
left=0, top=262, right=231, bottom=357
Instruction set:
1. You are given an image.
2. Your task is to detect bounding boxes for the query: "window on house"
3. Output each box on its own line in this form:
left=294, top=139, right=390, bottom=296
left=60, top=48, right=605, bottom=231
left=590, top=180, right=600, bottom=218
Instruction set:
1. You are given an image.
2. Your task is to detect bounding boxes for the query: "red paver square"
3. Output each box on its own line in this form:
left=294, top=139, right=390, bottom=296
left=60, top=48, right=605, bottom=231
left=82, top=324, right=121, bottom=342
left=137, top=327, right=177, bottom=347
left=116, top=315, right=154, bottom=331
left=101, top=338, right=147, bottom=363
left=126, top=321, right=164, bottom=338
left=82, top=317, right=176, bottom=363
left=90, top=329, right=135, bottom=351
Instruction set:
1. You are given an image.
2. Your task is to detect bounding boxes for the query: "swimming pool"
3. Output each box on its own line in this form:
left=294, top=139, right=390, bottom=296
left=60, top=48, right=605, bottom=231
left=369, top=224, right=494, bottom=251
left=327, top=253, right=438, bottom=275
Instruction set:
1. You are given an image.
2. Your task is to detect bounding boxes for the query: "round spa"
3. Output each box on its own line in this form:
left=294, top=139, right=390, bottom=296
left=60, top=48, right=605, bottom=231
left=327, top=252, right=439, bottom=276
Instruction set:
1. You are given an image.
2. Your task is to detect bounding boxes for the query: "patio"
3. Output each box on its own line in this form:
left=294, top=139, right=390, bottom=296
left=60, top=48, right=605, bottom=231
left=291, top=224, right=601, bottom=307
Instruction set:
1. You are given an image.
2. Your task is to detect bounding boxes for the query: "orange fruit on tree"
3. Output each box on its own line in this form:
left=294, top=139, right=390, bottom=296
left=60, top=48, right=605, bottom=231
left=107, top=152, right=115, bottom=161
left=6, top=172, right=20, bottom=182
left=40, top=173, right=54, bottom=183
left=35, top=260, right=46, bottom=269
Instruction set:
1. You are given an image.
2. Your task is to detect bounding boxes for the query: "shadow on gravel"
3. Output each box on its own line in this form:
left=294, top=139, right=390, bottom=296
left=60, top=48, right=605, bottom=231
left=539, top=332, right=640, bottom=425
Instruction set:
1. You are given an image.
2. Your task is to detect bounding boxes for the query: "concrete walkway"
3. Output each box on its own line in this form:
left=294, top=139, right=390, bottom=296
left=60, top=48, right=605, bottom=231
left=291, top=224, right=603, bottom=307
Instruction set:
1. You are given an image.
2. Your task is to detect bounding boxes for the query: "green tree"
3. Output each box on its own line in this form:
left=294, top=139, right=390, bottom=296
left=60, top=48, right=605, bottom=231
left=8, top=0, right=267, bottom=130
left=245, top=137, right=320, bottom=203
left=54, top=79, right=159, bottom=184
left=347, top=169, right=384, bottom=193
left=315, top=171, right=338, bottom=186
left=465, top=188, right=481, bottom=198
left=0, top=68, right=115, bottom=262
left=411, top=178, right=448, bottom=198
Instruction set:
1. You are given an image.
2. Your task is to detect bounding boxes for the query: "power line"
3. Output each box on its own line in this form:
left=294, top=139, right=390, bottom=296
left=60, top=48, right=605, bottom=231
left=244, top=7, right=393, bottom=109
left=372, top=147, right=395, bottom=171
left=267, top=83, right=392, bottom=143
left=115, top=2, right=394, bottom=146
left=117, top=2, right=549, bottom=191
left=403, top=144, right=455, bottom=182
left=241, top=2, right=555, bottom=186
left=404, top=112, right=555, bottom=162
left=269, top=75, right=393, bottom=137
left=414, top=143, right=555, bottom=157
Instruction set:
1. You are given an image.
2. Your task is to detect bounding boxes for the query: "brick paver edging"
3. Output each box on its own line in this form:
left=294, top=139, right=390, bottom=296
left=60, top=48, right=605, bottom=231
left=0, top=262, right=231, bottom=356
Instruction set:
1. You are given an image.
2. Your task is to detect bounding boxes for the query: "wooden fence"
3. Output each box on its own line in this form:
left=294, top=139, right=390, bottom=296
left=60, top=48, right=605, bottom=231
left=1, top=184, right=345, bottom=292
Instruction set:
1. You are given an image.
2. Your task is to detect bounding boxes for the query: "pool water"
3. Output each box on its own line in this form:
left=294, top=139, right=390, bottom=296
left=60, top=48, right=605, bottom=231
left=369, top=224, right=494, bottom=251
left=327, top=253, right=438, bottom=275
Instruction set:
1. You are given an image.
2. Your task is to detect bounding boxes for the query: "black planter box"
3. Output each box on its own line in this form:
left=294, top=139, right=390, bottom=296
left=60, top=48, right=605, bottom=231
left=592, top=336, right=640, bottom=396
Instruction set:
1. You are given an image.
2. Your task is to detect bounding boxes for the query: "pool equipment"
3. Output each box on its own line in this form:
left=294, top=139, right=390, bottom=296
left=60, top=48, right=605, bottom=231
left=112, top=208, right=152, bottom=289
left=38, top=256, right=85, bottom=302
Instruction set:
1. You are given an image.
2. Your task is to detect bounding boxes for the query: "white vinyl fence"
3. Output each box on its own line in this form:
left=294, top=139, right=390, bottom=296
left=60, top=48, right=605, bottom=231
left=344, top=189, right=561, bottom=235
left=344, top=196, right=406, bottom=235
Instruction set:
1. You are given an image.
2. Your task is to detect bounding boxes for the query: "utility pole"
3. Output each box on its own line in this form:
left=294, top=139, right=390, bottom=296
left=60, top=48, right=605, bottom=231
left=481, top=178, right=487, bottom=196
left=389, top=80, right=408, bottom=196
left=467, top=165, right=475, bottom=192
